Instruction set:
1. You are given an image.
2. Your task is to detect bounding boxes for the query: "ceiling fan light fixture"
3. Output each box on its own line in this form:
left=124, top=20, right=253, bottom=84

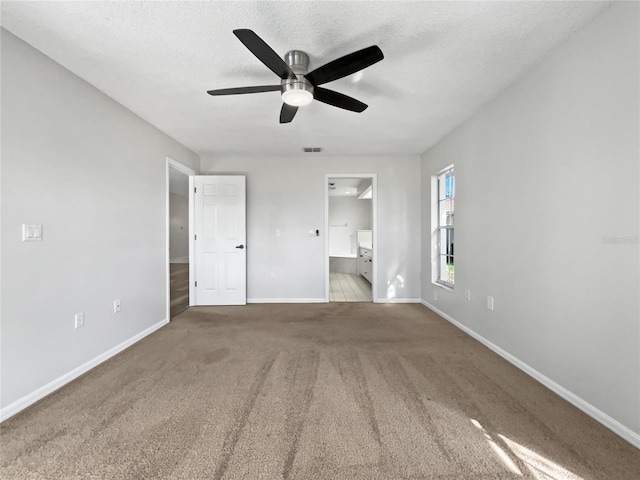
left=207, top=30, right=383, bottom=123
left=282, top=88, right=313, bottom=107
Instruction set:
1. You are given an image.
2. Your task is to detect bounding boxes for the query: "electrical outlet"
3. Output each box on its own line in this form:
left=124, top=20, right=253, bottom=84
left=465, top=289, right=471, bottom=301
left=75, top=312, right=85, bottom=329
left=275, top=229, right=280, bottom=237
left=114, top=299, right=121, bottom=313
left=487, top=296, right=494, bottom=311
left=270, top=272, right=276, bottom=280
left=22, top=224, right=43, bottom=242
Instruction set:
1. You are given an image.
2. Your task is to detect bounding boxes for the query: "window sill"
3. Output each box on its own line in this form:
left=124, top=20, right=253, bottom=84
left=433, top=281, right=454, bottom=293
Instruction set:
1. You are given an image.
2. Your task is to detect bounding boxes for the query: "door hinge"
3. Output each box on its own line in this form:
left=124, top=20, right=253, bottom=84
left=194, top=187, right=197, bottom=193
left=194, top=234, right=197, bottom=240
left=195, top=281, right=198, bottom=287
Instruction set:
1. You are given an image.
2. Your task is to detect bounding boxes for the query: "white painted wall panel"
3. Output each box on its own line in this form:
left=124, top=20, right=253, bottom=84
left=200, top=156, right=421, bottom=302
left=420, top=3, right=639, bottom=437
left=169, top=193, right=189, bottom=261
left=0, top=29, right=199, bottom=411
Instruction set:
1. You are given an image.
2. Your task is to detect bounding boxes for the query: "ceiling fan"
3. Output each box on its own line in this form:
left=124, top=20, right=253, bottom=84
left=207, top=29, right=384, bottom=124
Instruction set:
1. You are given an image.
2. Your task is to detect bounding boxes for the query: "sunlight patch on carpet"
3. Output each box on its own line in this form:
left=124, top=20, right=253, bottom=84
left=499, top=434, right=584, bottom=480
left=471, top=418, right=522, bottom=476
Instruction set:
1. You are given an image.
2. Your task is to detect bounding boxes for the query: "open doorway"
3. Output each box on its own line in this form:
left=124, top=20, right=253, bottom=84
left=166, top=158, right=196, bottom=320
left=325, top=174, right=377, bottom=303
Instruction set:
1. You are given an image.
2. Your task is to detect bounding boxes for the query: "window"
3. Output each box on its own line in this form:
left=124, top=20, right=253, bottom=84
left=434, top=166, right=454, bottom=287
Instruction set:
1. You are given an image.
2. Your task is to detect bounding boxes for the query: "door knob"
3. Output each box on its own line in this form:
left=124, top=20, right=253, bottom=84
left=235, top=244, right=245, bottom=249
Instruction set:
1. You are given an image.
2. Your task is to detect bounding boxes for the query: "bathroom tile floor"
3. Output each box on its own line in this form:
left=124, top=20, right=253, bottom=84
left=329, top=272, right=372, bottom=302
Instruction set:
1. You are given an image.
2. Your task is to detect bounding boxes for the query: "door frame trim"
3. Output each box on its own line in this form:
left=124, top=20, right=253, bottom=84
left=324, top=173, right=378, bottom=303
left=166, top=157, right=197, bottom=321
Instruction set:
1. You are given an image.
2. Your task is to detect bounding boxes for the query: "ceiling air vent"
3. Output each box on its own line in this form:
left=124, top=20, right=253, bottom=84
left=302, top=147, right=323, bottom=153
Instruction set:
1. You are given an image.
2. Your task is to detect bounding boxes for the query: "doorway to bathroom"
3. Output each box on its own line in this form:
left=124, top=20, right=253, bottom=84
left=325, top=174, right=377, bottom=303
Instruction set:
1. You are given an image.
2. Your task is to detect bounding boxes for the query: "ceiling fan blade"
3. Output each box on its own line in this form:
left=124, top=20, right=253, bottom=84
left=207, top=85, right=281, bottom=96
left=305, top=45, right=383, bottom=86
left=233, top=29, right=296, bottom=80
left=313, top=87, right=368, bottom=113
left=280, top=103, right=298, bottom=123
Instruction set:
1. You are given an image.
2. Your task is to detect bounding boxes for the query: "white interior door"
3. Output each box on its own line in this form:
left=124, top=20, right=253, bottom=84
left=194, top=175, right=246, bottom=305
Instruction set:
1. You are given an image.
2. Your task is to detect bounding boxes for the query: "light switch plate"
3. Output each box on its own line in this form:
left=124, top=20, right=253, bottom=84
left=22, top=224, right=43, bottom=242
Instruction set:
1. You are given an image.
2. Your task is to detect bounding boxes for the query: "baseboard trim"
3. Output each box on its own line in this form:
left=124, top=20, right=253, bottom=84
left=246, top=298, right=421, bottom=304
left=247, top=298, right=326, bottom=304
left=376, top=297, right=422, bottom=304
left=421, top=300, right=640, bottom=450
left=0, top=318, right=169, bottom=423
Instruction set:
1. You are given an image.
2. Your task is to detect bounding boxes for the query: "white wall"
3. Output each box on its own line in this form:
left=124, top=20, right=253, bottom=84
left=329, top=195, right=372, bottom=255
left=200, top=156, right=420, bottom=302
left=0, top=30, right=200, bottom=415
left=169, top=193, right=189, bottom=261
left=420, top=3, right=639, bottom=442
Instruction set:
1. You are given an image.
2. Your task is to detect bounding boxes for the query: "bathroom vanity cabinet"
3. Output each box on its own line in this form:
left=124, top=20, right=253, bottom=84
left=359, top=246, right=373, bottom=283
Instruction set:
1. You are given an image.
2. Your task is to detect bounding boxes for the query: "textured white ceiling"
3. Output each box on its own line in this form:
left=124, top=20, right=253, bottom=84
left=1, top=1, right=610, bottom=157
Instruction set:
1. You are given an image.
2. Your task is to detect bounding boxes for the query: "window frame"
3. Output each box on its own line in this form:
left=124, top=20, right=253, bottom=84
left=432, top=165, right=455, bottom=289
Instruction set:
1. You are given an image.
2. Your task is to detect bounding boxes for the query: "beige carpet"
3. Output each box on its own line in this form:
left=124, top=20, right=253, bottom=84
left=1, top=303, right=638, bottom=479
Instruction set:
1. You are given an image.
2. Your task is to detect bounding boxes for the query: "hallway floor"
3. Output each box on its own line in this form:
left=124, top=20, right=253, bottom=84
left=170, top=262, right=189, bottom=318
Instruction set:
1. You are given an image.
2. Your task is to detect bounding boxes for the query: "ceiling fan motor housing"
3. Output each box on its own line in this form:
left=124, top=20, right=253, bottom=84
left=281, top=50, right=314, bottom=106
